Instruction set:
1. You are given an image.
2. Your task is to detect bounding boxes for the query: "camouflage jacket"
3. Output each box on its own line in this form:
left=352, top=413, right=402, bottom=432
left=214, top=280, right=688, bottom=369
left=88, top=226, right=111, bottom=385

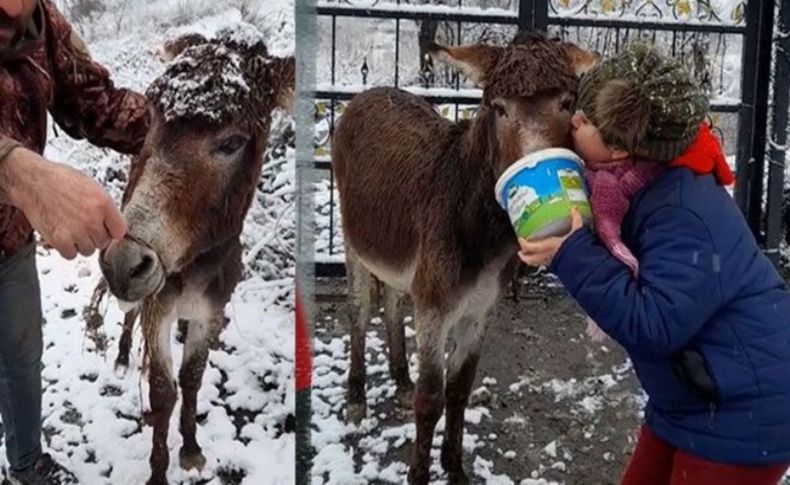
left=0, top=0, right=148, bottom=257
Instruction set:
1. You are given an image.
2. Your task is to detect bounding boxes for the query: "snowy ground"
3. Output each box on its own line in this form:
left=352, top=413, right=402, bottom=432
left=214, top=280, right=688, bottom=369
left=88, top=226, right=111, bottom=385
left=24, top=247, right=293, bottom=484
left=0, top=1, right=296, bottom=483
left=310, top=275, right=790, bottom=484
left=310, top=276, right=647, bottom=484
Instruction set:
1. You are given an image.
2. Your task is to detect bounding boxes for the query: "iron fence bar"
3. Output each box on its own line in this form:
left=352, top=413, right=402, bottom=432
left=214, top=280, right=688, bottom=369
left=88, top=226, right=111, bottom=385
left=735, top=0, right=775, bottom=241
left=331, top=15, right=336, bottom=84
left=764, top=0, right=790, bottom=263
left=315, top=89, right=481, bottom=104
left=394, top=0, right=402, bottom=87
left=518, top=0, right=533, bottom=31
left=455, top=14, right=461, bottom=123
left=315, top=89, right=742, bottom=109
left=316, top=4, right=520, bottom=24
left=395, top=17, right=401, bottom=86
left=315, top=262, right=346, bottom=278
left=315, top=5, right=747, bottom=32
left=534, top=0, right=548, bottom=32
left=329, top=97, right=336, bottom=256
left=549, top=16, right=746, bottom=34
left=455, top=17, right=461, bottom=91
left=328, top=15, right=337, bottom=257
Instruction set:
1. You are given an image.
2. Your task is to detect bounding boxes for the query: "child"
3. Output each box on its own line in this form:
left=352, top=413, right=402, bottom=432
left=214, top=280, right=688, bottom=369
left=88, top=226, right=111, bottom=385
left=519, top=43, right=790, bottom=485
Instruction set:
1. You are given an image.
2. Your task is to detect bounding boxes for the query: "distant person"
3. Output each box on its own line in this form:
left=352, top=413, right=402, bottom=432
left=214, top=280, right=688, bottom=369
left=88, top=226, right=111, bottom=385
left=519, top=43, right=790, bottom=485
left=0, top=0, right=148, bottom=482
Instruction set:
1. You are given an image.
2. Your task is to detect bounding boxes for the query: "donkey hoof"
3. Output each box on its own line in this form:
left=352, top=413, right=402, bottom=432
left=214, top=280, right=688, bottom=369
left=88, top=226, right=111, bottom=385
left=179, top=448, right=207, bottom=471
left=113, top=360, right=128, bottom=378
left=396, top=385, right=414, bottom=409
left=440, top=444, right=463, bottom=476
left=145, top=478, right=168, bottom=485
left=142, top=410, right=154, bottom=426
left=346, top=403, right=366, bottom=425
left=142, top=410, right=162, bottom=426
left=406, top=466, right=430, bottom=485
left=447, top=470, right=470, bottom=485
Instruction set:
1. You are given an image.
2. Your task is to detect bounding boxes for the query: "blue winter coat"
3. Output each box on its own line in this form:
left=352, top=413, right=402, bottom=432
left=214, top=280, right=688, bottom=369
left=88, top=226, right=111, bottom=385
left=549, top=167, right=790, bottom=465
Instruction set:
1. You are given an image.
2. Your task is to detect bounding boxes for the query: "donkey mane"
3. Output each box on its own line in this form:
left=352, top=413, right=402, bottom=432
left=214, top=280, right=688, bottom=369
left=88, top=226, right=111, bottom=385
left=147, top=28, right=276, bottom=131
left=455, top=109, right=516, bottom=272
left=484, top=40, right=579, bottom=103
left=510, top=30, right=561, bottom=45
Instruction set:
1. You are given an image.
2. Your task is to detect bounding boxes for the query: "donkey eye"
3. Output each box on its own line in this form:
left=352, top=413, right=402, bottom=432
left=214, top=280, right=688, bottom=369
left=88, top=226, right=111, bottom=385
left=559, top=96, right=575, bottom=113
left=492, top=102, right=507, bottom=117
left=216, top=135, right=248, bottom=156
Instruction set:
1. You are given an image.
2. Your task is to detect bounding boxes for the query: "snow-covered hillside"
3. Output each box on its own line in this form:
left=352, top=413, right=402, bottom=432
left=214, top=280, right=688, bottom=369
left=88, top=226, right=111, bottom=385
left=6, top=1, right=296, bottom=483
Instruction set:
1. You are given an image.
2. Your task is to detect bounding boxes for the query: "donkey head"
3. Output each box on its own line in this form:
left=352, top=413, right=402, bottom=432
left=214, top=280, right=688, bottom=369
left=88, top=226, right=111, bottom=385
left=427, top=31, right=597, bottom=176
left=100, top=25, right=294, bottom=305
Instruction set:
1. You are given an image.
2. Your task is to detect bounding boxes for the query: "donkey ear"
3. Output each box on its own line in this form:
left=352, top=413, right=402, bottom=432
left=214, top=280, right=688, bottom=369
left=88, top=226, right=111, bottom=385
left=563, top=43, right=599, bottom=77
left=269, top=56, right=295, bottom=113
left=427, top=42, right=503, bottom=87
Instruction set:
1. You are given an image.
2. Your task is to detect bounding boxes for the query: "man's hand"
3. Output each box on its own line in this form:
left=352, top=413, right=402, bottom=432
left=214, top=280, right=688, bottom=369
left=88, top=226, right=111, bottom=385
left=518, top=207, right=584, bottom=267
left=1, top=147, right=127, bottom=259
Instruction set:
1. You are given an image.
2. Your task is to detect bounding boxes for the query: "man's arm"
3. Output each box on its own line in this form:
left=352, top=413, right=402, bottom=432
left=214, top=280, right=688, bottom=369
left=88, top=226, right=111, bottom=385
left=42, top=1, right=149, bottom=155
left=0, top=136, right=25, bottom=205
left=0, top=141, right=127, bottom=259
left=0, top=136, right=22, bottom=168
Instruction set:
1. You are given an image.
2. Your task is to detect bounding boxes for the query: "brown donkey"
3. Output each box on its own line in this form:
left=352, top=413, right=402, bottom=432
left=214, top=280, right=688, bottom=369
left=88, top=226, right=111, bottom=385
left=98, top=28, right=293, bottom=485
left=332, top=31, right=596, bottom=484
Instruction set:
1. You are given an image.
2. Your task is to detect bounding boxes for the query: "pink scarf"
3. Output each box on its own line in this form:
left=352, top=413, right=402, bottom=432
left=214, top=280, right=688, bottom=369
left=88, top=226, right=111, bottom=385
left=584, top=159, right=666, bottom=276
left=582, top=160, right=666, bottom=342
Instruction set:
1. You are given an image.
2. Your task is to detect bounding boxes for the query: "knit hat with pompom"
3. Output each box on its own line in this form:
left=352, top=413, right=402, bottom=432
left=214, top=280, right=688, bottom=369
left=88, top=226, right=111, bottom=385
left=576, top=42, right=708, bottom=162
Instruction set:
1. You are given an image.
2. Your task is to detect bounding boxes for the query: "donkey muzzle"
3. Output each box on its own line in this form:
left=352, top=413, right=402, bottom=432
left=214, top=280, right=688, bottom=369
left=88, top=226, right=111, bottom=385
left=99, top=237, right=165, bottom=303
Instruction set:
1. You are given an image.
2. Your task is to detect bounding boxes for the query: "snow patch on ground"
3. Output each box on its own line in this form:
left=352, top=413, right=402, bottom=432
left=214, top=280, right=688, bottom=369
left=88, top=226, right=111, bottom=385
left=13, top=246, right=294, bottom=484
left=310, top=308, right=647, bottom=484
left=311, top=315, right=508, bottom=484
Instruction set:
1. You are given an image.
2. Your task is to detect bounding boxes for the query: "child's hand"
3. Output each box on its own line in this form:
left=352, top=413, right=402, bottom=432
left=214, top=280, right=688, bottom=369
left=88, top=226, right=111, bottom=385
left=518, top=208, right=584, bottom=267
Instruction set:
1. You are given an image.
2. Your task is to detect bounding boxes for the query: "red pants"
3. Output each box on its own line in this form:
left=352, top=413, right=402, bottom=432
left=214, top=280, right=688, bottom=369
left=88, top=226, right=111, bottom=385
left=621, top=425, right=789, bottom=485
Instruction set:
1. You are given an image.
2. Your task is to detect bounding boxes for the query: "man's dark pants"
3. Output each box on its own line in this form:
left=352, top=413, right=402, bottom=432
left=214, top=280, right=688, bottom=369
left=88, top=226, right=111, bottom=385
left=0, top=241, right=42, bottom=471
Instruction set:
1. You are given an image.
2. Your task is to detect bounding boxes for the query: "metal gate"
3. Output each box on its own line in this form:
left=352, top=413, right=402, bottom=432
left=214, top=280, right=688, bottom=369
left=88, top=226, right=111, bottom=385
left=312, top=0, right=790, bottom=277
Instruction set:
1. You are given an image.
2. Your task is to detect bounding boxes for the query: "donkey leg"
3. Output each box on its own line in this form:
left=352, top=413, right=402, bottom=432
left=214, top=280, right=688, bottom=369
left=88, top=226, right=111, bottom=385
left=143, top=304, right=177, bottom=485
left=408, top=307, right=455, bottom=485
left=115, top=308, right=139, bottom=375
left=383, top=284, right=413, bottom=408
left=344, top=247, right=379, bottom=425
left=441, top=316, right=485, bottom=484
left=178, top=316, right=221, bottom=471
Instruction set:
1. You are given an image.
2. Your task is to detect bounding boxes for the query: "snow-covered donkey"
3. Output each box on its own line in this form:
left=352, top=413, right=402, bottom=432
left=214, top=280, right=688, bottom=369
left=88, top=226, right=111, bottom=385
left=332, top=31, right=595, bottom=484
left=97, top=26, right=293, bottom=485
